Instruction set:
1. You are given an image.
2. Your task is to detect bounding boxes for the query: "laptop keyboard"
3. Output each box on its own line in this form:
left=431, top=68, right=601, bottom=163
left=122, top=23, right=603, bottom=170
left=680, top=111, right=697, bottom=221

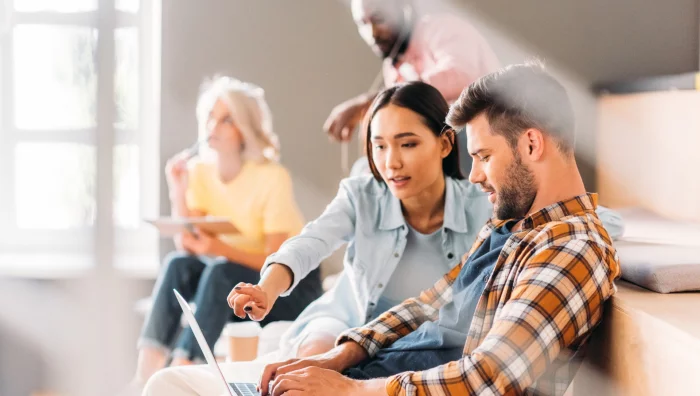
left=231, top=382, right=260, bottom=396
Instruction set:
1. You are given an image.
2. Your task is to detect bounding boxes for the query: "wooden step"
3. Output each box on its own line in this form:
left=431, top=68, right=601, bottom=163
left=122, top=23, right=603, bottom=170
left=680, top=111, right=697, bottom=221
left=573, top=281, right=700, bottom=395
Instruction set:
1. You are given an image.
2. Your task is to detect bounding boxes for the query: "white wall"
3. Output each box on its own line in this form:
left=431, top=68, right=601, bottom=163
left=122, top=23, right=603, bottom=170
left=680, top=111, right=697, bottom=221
left=460, top=0, right=699, bottom=82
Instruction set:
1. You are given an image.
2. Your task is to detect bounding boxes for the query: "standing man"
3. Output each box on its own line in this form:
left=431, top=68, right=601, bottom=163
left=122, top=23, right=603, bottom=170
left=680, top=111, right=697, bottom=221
left=325, top=0, right=501, bottom=176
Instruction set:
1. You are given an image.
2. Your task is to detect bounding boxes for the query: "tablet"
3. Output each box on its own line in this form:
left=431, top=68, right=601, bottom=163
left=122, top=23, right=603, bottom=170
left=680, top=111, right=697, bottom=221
left=145, top=217, right=239, bottom=237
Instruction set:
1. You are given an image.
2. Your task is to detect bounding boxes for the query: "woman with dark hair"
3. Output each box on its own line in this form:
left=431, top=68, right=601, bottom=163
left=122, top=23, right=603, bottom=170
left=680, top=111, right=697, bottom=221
left=226, top=81, right=492, bottom=358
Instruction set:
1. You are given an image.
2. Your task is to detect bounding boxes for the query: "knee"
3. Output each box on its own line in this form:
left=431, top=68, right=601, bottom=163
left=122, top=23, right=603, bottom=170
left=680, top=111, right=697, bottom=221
left=143, top=365, right=220, bottom=396
left=187, top=263, right=238, bottom=302
left=142, top=367, right=179, bottom=396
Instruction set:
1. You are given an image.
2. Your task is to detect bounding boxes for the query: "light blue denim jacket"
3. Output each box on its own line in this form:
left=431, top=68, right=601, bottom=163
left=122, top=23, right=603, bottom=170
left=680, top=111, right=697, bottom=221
left=262, top=174, right=625, bottom=343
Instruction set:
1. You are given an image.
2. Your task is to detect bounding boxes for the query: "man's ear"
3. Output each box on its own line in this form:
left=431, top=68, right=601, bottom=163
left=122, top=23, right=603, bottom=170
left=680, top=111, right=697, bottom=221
left=522, top=128, right=545, bottom=160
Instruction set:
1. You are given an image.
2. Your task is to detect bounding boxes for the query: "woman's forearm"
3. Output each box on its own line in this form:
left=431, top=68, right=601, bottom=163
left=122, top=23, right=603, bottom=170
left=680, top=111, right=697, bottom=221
left=169, top=190, right=190, bottom=218
left=258, top=263, right=294, bottom=299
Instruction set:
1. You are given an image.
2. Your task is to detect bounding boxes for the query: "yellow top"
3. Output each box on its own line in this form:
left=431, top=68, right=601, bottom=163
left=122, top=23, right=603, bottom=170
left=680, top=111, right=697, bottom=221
left=186, top=160, right=304, bottom=255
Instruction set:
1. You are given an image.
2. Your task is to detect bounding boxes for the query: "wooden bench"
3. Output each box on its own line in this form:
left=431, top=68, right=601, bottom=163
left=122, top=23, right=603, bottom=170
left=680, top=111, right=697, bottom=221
left=572, top=281, right=700, bottom=395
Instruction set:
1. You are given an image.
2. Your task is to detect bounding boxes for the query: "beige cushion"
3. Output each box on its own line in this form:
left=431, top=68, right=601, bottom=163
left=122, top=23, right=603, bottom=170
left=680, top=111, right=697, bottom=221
left=616, top=208, right=700, bottom=293
left=616, top=241, right=700, bottom=293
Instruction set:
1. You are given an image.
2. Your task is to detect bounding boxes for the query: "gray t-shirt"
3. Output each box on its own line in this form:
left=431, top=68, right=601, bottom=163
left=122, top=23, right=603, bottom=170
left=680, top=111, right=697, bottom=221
left=344, top=222, right=514, bottom=380
left=376, top=225, right=454, bottom=312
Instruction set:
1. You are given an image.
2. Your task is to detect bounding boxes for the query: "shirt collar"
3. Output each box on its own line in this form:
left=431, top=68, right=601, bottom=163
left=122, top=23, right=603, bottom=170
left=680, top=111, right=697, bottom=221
left=523, top=193, right=599, bottom=229
left=442, top=178, right=468, bottom=233
left=378, top=184, right=406, bottom=231
left=488, top=193, right=599, bottom=231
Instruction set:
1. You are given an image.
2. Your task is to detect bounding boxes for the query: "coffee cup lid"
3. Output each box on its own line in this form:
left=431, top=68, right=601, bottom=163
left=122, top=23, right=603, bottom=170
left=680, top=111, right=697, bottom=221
left=224, top=321, right=262, bottom=337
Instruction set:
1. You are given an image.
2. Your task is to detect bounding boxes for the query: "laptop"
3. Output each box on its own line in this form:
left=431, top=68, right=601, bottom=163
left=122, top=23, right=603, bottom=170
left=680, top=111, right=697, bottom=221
left=173, top=289, right=260, bottom=396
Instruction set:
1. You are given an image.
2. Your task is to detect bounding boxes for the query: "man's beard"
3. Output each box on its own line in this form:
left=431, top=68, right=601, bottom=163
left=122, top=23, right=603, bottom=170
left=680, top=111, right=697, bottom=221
left=381, top=25, right=411, bottom=60
left=495, top=153, right=537, bottom=220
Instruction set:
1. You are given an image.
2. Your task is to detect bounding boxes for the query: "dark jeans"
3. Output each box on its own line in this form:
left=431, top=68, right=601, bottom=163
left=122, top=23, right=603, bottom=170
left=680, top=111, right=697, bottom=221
left=138, top=252, right=322, bottom=361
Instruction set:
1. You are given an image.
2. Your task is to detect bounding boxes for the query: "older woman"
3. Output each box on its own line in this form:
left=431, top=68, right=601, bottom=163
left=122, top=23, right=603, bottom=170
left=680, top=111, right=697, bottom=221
left=131, top=77, right=323, bottom=386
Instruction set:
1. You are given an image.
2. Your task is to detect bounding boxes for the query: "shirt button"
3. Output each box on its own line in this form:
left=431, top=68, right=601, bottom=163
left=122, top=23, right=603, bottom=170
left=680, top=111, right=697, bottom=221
left=369, top=302, right=375, bottom=306
left=394, top=253, right=399, bottom=258
left=378, top=283, right=384, bottom=288
left=447, top=253, right=454, bottom=259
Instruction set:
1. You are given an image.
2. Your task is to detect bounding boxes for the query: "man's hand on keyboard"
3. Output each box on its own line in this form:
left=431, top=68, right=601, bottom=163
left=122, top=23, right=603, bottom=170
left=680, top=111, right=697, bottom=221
left=270, top=367, right=386, bottom=396
left=258, top=342, right=370, bottom=395
left=257, top=357, right=331, bottom=396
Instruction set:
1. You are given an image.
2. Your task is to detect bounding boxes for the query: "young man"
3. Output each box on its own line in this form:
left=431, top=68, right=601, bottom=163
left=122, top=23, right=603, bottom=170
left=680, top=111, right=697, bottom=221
left=254, top=63, right=621, bottom=396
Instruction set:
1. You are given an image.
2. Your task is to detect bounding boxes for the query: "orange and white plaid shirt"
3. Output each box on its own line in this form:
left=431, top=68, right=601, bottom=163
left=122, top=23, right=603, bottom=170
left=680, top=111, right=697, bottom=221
left=337, top=193, right=621, bottom=395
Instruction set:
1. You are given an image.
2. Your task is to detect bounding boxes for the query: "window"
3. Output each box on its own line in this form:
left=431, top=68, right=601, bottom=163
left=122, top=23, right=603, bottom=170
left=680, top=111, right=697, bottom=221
left=0, top=0, right=160, bottom=276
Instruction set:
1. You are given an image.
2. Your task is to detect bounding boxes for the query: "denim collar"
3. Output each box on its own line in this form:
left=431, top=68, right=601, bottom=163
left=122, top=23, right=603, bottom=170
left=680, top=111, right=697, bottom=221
left=378, top=177, right=469, bottom=234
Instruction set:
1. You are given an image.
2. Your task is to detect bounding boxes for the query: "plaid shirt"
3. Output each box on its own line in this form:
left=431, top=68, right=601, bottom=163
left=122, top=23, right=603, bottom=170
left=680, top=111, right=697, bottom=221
left=337, top=194, right=620, bottom=395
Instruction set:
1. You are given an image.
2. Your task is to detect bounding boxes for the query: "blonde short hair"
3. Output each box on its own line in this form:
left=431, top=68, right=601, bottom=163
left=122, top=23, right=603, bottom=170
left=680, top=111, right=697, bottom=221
left=196, top=76, right=280, bottom=161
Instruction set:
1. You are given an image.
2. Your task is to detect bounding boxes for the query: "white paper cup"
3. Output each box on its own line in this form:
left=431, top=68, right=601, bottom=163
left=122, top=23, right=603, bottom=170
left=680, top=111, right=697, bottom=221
left=225, top=322, right=261, bottom=362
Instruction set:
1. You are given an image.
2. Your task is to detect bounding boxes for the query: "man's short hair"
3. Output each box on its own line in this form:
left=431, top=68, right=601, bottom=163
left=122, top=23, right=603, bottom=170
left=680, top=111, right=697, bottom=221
left=446, top=61, right=575, bottom=154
